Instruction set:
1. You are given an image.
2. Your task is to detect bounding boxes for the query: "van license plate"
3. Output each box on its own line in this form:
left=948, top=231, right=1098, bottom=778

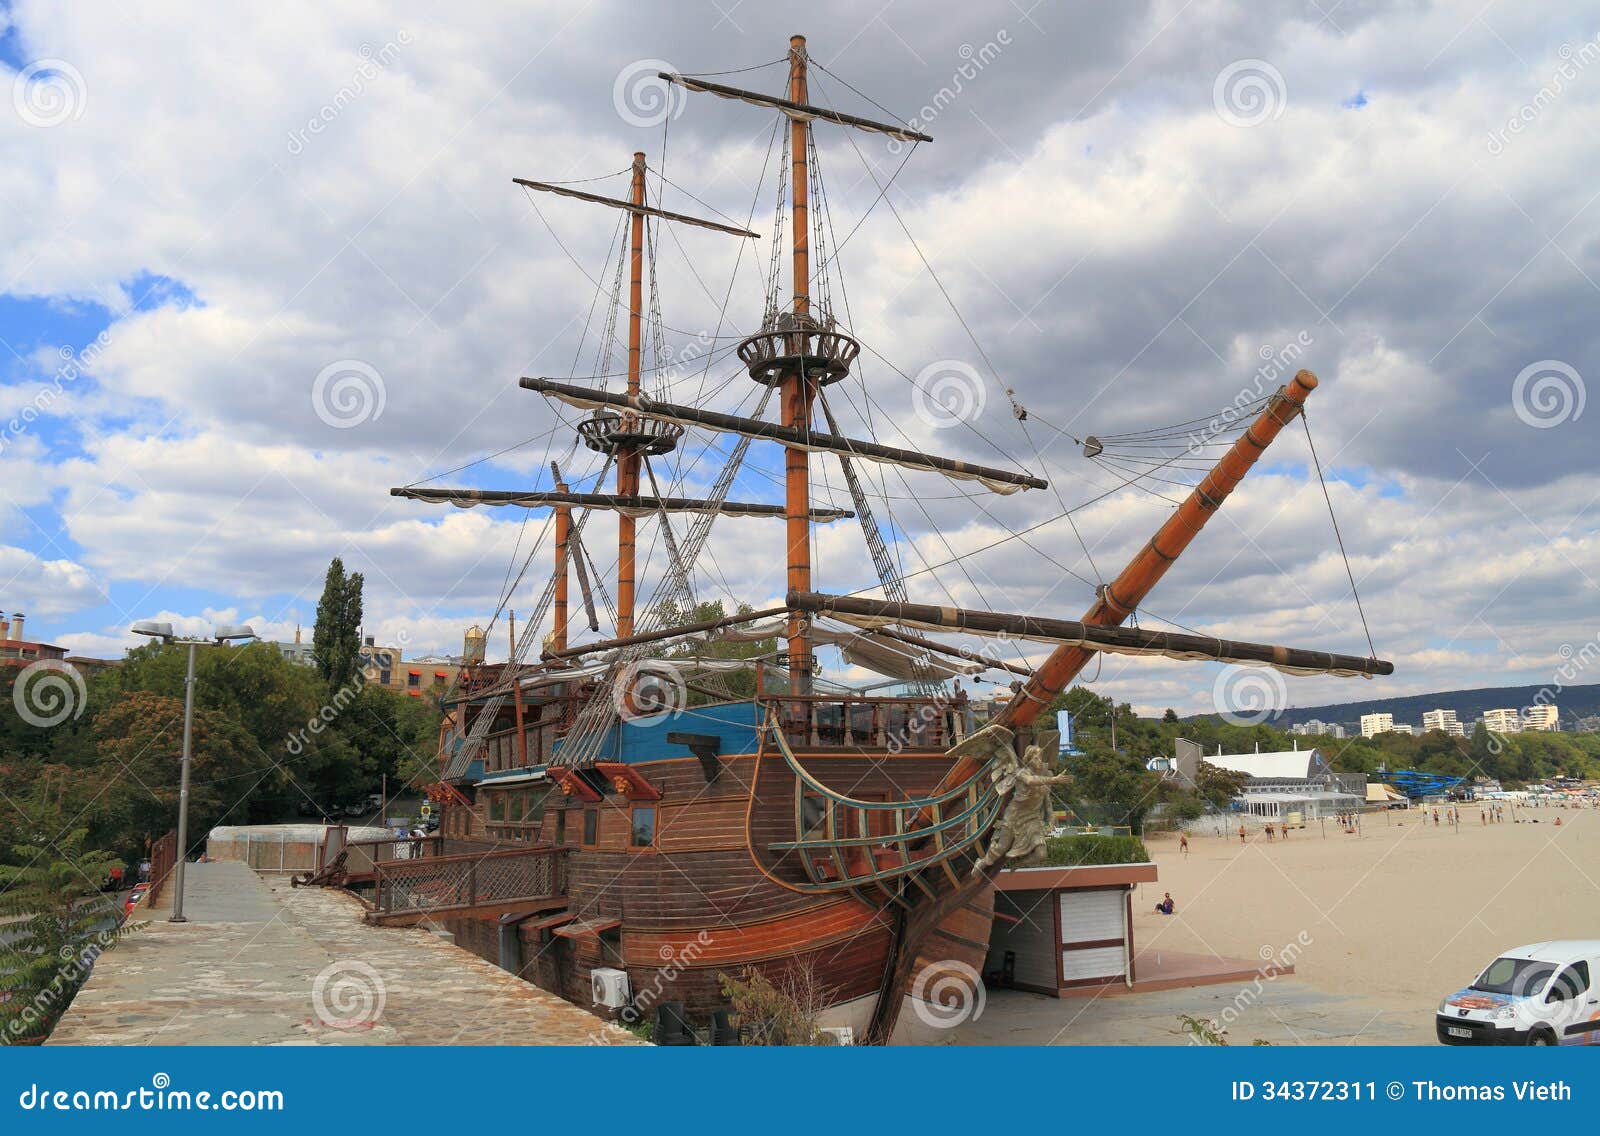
left=1447, top=1026, right=1472, bottom=1038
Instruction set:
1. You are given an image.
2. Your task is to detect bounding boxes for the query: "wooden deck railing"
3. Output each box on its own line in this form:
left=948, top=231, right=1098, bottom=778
left=370, top=845, right=568, bottom=917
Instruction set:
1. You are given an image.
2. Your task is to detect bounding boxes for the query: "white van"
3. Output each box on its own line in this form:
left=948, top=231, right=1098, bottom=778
left=1437, top=941, right=1600, bottom=1045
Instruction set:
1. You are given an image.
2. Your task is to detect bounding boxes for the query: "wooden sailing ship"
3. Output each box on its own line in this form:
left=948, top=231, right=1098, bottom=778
left=386, top=36, right=1391, bottom=1043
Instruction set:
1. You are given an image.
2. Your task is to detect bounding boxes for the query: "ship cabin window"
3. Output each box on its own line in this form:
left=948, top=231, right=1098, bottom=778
left=630, top=806, right=656, bottom=849
left=485, top=788, right=549, bottom=842
left=553, top=809, right=567, bottom=846
left=582, top=808, right=599, bottom=846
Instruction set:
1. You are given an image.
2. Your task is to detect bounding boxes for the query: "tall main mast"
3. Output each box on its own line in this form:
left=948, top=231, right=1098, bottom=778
left=783, top=35, right=814, bottom=693
left=656, top=36, right=938, bottom=694
left=618, top=151, right=647, bottom=639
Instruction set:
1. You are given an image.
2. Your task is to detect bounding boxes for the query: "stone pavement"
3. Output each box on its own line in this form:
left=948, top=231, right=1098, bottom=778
left=951, top=983, right=1431, bottom=1046
left=48, top=860, right=641, bottom=1046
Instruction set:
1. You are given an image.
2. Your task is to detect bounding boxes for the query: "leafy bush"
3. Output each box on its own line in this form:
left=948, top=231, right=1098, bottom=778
left=1044, top=834, right=1149, bottom=867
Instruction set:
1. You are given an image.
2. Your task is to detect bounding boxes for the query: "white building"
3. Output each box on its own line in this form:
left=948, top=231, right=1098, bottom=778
left=1207, top=745, right=1365, bottom=821
left=1483, top=708, right=1523, bottom=735
left=1293, top=719, right=1349, bottom=739
left=1360, top=712, right=1395, bottom=738
left=1391, top=723, right=1415, bottom=736
left=1422, top=708, right=1465, bottom=737
left=1522, top=704, right=1559, bottom=731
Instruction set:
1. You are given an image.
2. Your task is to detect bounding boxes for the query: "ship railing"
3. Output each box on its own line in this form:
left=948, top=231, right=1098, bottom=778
left=756, top=691, right=961, bottom=752
left=761, top=718, right=1001, bottom=907
left=369, top=844, right=568, bottom=918
left=339, top=835, right=444, bottom=879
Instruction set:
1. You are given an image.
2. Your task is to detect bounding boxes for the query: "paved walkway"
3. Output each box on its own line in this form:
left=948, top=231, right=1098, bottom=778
left=49, top=861, right=641, bottom=1046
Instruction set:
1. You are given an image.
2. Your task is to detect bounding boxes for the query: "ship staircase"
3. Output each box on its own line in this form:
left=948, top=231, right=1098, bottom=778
left=758, top=716, right=1009, bottom=1044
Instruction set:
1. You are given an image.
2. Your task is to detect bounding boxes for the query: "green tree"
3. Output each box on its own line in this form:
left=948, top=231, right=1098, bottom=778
left=312, top=557, right=364, bottom=691
left=660, top=599, right=775, bottom=701
left=0, top=828, right=124, bottom=1043
left=90, top=691, right=262, bottom=853
left=1193, top=760, right=1250, bottom=809
left=1061, top=748, right=1161, bottom=831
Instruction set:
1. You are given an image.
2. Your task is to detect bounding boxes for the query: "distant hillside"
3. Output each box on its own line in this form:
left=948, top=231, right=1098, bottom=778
left=1186, top=682, right=1600, bottom=731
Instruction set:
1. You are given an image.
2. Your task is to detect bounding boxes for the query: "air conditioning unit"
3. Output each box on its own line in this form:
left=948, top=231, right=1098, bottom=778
left=819, top=1025, right=854, bottom=1046
left=591, top=967, right=631, bottom=1009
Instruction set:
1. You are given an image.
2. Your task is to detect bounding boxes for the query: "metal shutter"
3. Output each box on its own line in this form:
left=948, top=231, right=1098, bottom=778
left=1059, top=889, right=1127, bottom=984
left=1060, top=889, right=1125, bottom=942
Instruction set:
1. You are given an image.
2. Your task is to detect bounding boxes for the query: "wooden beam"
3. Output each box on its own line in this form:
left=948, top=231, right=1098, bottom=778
left=788, top=591, right=1393, bottom=677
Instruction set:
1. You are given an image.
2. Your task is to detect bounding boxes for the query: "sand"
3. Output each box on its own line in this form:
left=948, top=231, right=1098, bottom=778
left=1130, top=804, right=1600, bottom=1041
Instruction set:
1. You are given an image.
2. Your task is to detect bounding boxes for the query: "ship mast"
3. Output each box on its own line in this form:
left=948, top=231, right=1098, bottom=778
left=551, top=461, right=571, bottom=653
left=783, top=35, right=814, bottom=694
left=619, top=152, right=647, bottom=639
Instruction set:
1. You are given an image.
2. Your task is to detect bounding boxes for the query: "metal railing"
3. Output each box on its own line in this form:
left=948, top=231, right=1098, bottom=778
left=145, top=828, right=177, bottom=904
left=370, top=845, right=568, bottom=917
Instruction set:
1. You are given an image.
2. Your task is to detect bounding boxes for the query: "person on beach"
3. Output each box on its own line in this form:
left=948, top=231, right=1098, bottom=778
left=1155, top=892, right=1175, bottom=915
left=1239, top=824, right=1247, bottom=845
left=1179, top=833, right=1189, bottom=854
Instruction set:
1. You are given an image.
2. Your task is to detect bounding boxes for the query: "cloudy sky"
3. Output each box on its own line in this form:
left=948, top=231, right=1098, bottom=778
left=1, top=0, right=1595, bottom=718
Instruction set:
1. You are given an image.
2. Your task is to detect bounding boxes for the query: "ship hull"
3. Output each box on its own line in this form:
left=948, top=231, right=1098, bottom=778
left=440, top=747, right=995, bottom=1041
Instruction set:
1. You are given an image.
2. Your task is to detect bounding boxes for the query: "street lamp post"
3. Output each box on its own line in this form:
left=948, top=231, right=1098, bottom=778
left=131, top=620, right=256, bottom=923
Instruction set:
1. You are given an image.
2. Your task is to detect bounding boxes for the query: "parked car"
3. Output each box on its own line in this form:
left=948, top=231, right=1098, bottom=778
left=122, top=887, right=148, bottom=918
left=1437, top=940, right=1600, bottom=1045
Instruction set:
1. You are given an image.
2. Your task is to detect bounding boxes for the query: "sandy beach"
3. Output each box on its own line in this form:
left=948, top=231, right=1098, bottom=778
left=1126, top=804, right=1600, bottom=1041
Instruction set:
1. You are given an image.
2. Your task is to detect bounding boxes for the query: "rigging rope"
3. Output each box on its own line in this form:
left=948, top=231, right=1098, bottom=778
left=1302, top=412, right=1379, bottom=660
